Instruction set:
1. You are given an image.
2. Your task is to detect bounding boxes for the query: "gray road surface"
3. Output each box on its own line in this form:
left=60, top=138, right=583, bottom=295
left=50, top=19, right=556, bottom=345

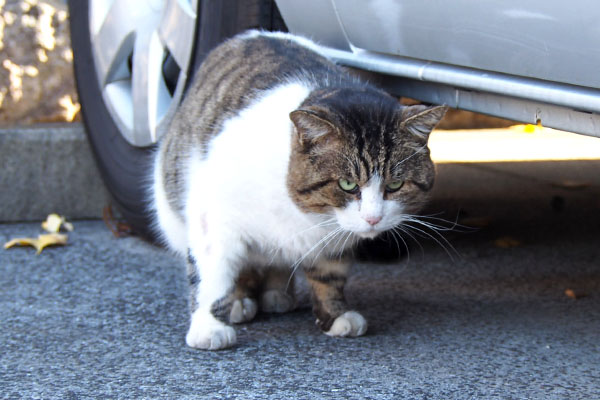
left=1, top=160, right=599, bottom=399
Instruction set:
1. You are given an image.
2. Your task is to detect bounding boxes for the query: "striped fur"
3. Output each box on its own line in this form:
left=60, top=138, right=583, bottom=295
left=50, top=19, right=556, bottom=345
left=151, top=30, right=446, bottom=350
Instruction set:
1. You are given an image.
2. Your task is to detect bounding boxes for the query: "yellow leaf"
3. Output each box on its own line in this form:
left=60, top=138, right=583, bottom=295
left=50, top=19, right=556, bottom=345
left=551, top=180, right=591, bottom=190
left=4, top=233, right=68, bottom=254
left=41, top=213, right=74, bottom=233
left=41, top=213, right=61, bottom=232
left=459, top=216, right=492, bottom=228
left=564, top=288, right=587, bottom=300
left=494, top=236, right=521, bottom=248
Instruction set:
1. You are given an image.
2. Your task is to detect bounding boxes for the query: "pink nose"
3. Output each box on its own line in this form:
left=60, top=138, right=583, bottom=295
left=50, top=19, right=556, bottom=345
left=364, top=216, right=382, bottom=226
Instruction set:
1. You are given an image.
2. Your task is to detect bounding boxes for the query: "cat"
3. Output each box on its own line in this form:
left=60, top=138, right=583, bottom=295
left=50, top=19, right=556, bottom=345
left=151, top=30, right=446, bottom=350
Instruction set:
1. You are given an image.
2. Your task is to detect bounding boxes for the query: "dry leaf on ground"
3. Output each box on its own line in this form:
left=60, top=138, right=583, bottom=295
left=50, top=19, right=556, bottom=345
left=550, top=181, right=591, bottom=190
left=565, top=289, right=587, bottom=300
left=4, top=233, right=68, bottom=254
left=41, top=213, right=74, bottom=233
left=459, top=216, right=492, bottom=228
left=103, top=206, right=133, bottom=238
left=494, top=236, right=521, bottom=248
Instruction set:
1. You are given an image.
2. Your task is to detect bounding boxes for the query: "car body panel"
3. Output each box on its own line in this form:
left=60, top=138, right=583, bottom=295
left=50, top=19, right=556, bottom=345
left=335, top=0, right=600, bottom=89
left=274, top=0, right=351, bottom=50
left=275, top=0, right=600, bottom=137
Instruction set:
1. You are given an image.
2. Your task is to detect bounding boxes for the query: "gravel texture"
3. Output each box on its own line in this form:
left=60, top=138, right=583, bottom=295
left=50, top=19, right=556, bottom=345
left=1, top=160, right=599, bottom=399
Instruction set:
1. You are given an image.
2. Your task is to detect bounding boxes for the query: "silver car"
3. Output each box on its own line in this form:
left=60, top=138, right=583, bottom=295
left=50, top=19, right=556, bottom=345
left=68, top=0, right=600, bottom=234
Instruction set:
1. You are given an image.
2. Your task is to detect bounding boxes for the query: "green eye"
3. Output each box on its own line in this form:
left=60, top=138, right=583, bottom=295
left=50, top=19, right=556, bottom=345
left=385, top=181, right=405, bottom=192
left=338, top=178, right=358, bottom=193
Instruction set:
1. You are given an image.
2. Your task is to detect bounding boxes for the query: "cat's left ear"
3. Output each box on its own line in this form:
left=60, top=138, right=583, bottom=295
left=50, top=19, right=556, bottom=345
left=399, top=105, right=448, bottom=141
left=290, top=107, right=340, bottom=146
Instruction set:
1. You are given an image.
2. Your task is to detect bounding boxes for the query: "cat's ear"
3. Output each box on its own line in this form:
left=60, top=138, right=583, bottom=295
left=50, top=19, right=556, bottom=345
left=290, top=108, right=339, bottom=146
left=399, top=105, right=447, bottom=141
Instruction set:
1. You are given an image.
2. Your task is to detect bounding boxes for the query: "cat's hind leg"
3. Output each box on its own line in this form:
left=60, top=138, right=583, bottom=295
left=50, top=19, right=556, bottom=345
left=259, top=267, right=296, bottom=314
left=214, top=268, right=260, bottom=324
left=304, top=259, right=367, bottom=337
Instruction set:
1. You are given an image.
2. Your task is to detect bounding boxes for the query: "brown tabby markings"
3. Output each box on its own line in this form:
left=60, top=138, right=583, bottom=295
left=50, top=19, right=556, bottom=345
left=304, top=259, right=350, bottom=331
left=210, top=269, right=261, bottom=323
left=286, top=98, right=443, bottom=326
left=161, top=36, right=343, bottom=214
left=161, top=32, right=446, bottom=339
left=209, top=267, right=295, bottom=323
left=287, top=88, right=440, bottom=215
left=186, top=250, right=200, bottom=312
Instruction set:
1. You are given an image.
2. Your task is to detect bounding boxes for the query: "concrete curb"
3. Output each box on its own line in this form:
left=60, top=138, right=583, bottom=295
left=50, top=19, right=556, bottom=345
left=2, top=123, right=598, bottom=224
left=0, top=123, right=110, bottom=222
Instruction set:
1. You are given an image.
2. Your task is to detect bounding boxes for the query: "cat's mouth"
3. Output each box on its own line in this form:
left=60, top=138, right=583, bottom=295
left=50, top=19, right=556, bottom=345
left=341, top=221, right=387, bottom=239
left=355, top=228, right=382, bottom=240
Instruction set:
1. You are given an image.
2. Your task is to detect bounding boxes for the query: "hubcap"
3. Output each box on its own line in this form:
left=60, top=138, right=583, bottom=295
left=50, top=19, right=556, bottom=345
left=89, top=0, right=198, bottom=146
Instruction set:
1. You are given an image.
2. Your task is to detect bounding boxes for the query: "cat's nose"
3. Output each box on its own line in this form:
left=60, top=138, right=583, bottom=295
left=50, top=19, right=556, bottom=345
left=364, top=216, right=382, bottom=226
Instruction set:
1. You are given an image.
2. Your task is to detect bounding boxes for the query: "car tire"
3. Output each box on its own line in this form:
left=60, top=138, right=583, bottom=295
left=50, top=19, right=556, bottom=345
left=69, top=0, right=286, bottom=239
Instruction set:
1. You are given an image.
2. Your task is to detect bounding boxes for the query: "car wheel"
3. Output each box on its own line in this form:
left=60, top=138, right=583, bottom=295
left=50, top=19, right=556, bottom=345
left=69, top=0, right=286, bottom=238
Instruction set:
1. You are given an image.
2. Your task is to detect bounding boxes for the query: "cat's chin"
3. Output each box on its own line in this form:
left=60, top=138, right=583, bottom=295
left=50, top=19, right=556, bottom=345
left=355, top=230, right=382, bottom=240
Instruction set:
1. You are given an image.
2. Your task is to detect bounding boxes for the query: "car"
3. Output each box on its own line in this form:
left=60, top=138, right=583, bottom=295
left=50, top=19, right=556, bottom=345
left=68, top=0, right=600, bottom=236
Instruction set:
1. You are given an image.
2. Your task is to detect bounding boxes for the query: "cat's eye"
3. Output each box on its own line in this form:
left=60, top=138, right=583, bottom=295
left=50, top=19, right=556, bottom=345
left=385, top=180, right=405, bottom=193
left=338, top=178, right=359, bottom=193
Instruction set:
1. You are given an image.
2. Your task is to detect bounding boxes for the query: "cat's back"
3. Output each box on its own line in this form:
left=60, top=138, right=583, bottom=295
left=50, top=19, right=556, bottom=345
left=155, top=31, right=342, bottom=229
left=158, top=32, right=341, bottom=207
left=169, top=31, right=341, bottom=145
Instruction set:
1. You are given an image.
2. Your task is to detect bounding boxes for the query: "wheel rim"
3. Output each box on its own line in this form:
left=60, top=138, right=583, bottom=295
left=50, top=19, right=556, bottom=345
left=89, top=0, right=198, bottom=147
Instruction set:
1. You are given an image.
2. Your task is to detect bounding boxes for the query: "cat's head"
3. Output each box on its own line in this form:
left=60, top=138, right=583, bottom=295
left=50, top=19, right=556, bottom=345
left=288, top=88, right=446, bottom=239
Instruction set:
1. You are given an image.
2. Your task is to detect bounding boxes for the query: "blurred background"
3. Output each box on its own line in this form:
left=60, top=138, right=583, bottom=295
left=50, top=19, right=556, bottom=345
left=2, top=0, right=598, bottom=158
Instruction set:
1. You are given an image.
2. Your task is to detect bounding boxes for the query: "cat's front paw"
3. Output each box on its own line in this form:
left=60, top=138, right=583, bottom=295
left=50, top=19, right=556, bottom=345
left=186, top=313, right=236, bottom=350
left=229, top=297, right=258, bottom=324
left=324, top=311, right=368, bottom=337
left=260, top=289, right=295, bottom=313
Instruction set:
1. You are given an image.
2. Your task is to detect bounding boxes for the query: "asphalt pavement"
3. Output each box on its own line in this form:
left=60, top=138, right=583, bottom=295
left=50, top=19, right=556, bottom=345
left=1, top=160, right=599, bottom=399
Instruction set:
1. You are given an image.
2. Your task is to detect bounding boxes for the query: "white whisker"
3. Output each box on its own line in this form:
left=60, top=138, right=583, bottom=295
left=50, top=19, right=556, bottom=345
left=310, top=227, right=346, bottom=267
left=393, top=144, right=428, bottom=172
left=286, top=227, right=344, bottom=289
left=294, top=217, right=338, bottom=236
left=331, top=228, right=349, bottom=256
left=403, top=217, right=453, bottom=232
left=293, top=227, right=342, bottom=269
left=338, top=231, right=354, bottom=258
left=402, top=222, right=459, bottom=261
left=390, top=228, right=411, bottom=265
left=394, top=225, right=425, bottom=258
left=404, top=212, right=474, bottom=233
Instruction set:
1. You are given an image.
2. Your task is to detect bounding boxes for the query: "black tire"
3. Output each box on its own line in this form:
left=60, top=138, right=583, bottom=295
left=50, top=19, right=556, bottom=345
left=68, top=0, right=286, bottom=239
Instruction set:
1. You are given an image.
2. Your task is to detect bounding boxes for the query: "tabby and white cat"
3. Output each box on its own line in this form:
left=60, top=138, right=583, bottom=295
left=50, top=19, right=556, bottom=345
left=151, top=30, right=446, bottom=350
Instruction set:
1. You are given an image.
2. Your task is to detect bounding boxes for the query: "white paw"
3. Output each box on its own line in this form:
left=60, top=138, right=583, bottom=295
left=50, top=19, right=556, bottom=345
left=229, top=297, right=258, bottom=324
left=260, top=289, right=295, bottom=313
left=186, top=313, right=237, bottom=350
left=325, top=311, right=368, bottom=337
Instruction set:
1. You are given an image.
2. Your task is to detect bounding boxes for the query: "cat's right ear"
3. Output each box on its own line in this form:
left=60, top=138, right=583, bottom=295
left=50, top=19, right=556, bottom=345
left=290, top=108, right=339, bottom=146
left=399, top=105, right=448, bottom=142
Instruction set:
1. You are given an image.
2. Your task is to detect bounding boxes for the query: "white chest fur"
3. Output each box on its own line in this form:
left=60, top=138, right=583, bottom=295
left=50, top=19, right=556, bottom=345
left=153, top=82, right=351, bottom=265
